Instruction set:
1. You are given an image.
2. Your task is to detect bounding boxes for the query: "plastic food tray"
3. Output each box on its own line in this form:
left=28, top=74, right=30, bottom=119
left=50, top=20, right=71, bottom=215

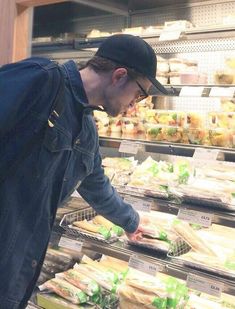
left=127, top=236, right=191, bottom=255
left=117, top=185, right=169, bottom=200
left=60, top=208, right=118, bottom=244
left=168, top=243, right=235, bottom=280
left=179, top=194, right=235, bottom=211
left=169, top=255, right=235, bottom=280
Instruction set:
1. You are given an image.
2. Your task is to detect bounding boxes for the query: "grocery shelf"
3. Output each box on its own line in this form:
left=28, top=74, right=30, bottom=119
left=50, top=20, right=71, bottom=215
left=99, top=136, right=235, bottom=162
left=119, top=192, right=235, bottom=228
left=71, top=26, right=235, bottom=50
left=61, top=234, right=235, bottom=297
left=150, top=85, right=235, bottom=98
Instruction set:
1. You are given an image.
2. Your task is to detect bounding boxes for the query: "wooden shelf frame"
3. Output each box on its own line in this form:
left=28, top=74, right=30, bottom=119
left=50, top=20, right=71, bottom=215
left=0, top=0, right=69, bottom=65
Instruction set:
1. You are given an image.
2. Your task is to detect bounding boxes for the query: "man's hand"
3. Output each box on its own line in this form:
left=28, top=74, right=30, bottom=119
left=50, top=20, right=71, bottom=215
left=125, top=215, right=151, bottom=241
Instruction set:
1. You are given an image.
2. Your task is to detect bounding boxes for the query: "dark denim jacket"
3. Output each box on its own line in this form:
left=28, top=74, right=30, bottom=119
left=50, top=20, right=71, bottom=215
left=0, top=57, right=139, bottom=308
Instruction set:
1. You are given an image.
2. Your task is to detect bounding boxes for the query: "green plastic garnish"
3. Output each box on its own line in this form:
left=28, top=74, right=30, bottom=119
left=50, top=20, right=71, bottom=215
left=98, top=226, right=111, bottom=240
left=152, top=297, right=167, bottom=309
left=112, top=225, right=124, bottom=236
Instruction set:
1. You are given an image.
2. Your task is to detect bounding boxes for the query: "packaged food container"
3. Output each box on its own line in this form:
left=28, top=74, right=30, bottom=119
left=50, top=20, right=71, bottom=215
left=156, top=72, right=168, bottom=84
left=157, top=58, right=169, bottom=73
left=208, top=112, right=235, bottom=129
left=169, top=72, right=181, bottom=84
left=185, top=128, right=208, bottom=145
left=121, top=117, right=139, bottom=134
left=122, top=27, right=143, bottom=35
left=214, top=70, right=235, bottom=85
left=209, top=128, right=232, bottom=147
left=184, top=60, right=198, bottom=72
left=162, top=126, right=184, bottom=143
left=169, top=59, right=187, bottom=72
left=145, top=110, right=185, bottom=127
left=93, top=111, right=109, bottom=134
left=180, top=72, right=200, bottom=84
left=144, top=123, right=164, bottom=141
left=109, top=116, right=122, bottom=133
left=185, top=112, right=206, bottom=129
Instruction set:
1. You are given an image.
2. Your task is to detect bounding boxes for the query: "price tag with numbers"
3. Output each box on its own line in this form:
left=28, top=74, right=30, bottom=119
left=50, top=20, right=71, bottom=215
left=179, top=86, right=204, bottom=97
left=193, top=148, right=219, bottom=161
left=59, top=236, right=83, bottom=252
left=159, top=29, right=182, bottom=41
left=187, top=274, right=223, bottom=297
left=124, top=196, right=152, bottom=212
left=209, top=87, right=235, bottom=98
left=128, top=255, right=161, bottom=276
left=177, top=209, right=213, bottom=227
left=119, top=140, right=143, bottom=154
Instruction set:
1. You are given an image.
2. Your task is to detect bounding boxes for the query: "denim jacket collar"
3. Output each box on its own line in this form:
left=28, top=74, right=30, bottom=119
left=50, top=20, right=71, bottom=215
left=62, top=60, right=89, bottom=107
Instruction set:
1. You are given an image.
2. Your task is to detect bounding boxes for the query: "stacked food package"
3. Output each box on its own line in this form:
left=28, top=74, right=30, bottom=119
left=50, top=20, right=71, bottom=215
left=102, top=156, right=235, bottom=208
left=36, top=252, right=235, bottom=309
left=94, top=97, right=235, bottom=148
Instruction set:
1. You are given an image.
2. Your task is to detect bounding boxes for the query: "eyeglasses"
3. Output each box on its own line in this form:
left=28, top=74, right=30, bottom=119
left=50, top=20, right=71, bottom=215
left=135, top=80, right=148, bottom=103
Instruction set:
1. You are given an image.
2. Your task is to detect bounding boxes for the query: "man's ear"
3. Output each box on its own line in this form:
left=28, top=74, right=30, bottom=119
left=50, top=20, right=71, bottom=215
left=111, top=68, right=128, bottom=85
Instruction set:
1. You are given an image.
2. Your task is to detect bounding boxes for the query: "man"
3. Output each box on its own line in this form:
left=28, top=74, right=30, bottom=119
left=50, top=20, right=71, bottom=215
left=0, top=34, right=168, bottom=308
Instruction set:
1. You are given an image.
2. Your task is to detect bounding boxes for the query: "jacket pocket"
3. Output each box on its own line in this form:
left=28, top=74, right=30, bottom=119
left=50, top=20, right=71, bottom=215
left=37, top=125, right=72, bottom=179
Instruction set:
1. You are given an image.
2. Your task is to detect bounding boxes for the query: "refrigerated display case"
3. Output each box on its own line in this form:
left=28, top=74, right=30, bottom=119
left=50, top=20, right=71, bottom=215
left=31, top=1, right=235, bottom=308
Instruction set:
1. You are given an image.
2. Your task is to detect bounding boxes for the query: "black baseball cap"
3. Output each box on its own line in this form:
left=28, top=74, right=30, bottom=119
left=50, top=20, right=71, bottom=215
left=95, top=34, right=168, bottom=95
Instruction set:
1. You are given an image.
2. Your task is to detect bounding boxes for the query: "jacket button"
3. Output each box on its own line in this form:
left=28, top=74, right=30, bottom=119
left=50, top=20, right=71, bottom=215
left=75, top=139, right=80, bottom=144
left=63, top=177, right=68, bottom=182
left=31, top=260, right=37, bottom=268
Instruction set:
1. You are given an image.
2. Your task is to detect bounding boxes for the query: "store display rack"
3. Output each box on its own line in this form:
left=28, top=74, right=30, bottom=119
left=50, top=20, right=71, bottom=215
left=99, top=136, right=235, bottom=162
left=57, top=230, right=235, bottom=298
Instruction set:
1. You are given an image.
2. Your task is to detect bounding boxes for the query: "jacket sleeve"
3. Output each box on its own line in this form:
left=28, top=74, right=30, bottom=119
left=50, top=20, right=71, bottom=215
left=77, top=150, right=140, bottom=233
left=0, top=57, right=54, bottom=136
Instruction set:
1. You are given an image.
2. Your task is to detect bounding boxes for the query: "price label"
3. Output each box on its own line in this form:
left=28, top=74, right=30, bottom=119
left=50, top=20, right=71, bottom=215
left=209, top=87, right=235, bottom=98
left=179, top=86, right=204, bottom=97
left=124, top=196, right=152, bottom=212
left=177, top=209, right=213, bottom=227
left=119, top=140, right=143, bottom=154
left=193, top=148, right=219, bottom=161
left=59, top=236, right=83, bottom=252
left=159, top=29, right=182, bottom=41
left=187, top=274, right=223, bottom=297
left=129, top=255, right=160, bottom=276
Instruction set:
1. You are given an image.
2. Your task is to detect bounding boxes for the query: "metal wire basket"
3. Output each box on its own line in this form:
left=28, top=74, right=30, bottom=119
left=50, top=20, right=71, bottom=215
left=168, top=237, right=192, bottom=257
left=60, top=208, right=118, bottom=244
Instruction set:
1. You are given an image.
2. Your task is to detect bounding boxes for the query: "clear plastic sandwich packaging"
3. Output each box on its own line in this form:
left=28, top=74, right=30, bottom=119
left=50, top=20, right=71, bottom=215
left=168, top=220, right=235, bottom=280
left=38, top=255, right=121, bottom=309
left=124, top=211, right=191, bottom=255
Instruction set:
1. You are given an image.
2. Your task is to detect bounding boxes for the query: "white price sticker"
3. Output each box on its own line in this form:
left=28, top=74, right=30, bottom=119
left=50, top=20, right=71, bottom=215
left=129, top=255, right=160, bottom=276
left=187, top=274, right=223, bottom=297
left=59, top=236, right=83, bottom=252
left=119, top=140, right=142, bottom=154
left=124, top=196, right=152, bottom=212
left=179, top=86, right=204, bottom=97
left=209, top=87, right=235, bottom=98
left=193, top=148, right=219, bottom=161
left=159, top=29, right=182, bottom=41
left=177, top=208, right=213, bottom=227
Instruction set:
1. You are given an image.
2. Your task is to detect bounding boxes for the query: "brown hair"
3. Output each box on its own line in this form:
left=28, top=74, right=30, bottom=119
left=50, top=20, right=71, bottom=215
left=85, top=56, right=144, bottom=81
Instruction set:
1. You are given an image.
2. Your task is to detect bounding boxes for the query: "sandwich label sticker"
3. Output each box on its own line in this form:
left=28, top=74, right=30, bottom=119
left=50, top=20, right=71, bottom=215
left=193, top=148, right=220, bottom=161
left=187, top=274, right=223, bottom=297
left=124, top=196, right=152, bottom=212
left=119, top=140, right=143, bottom=154
left=129, top=255, right=161, bottom=276
left=59, top=236, right=83, bottom=252
left=209, top=87, right=235, bottom=98
left=179, top=86, right=204, bottom=97
left=177, top=208, right=213, bottom=227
